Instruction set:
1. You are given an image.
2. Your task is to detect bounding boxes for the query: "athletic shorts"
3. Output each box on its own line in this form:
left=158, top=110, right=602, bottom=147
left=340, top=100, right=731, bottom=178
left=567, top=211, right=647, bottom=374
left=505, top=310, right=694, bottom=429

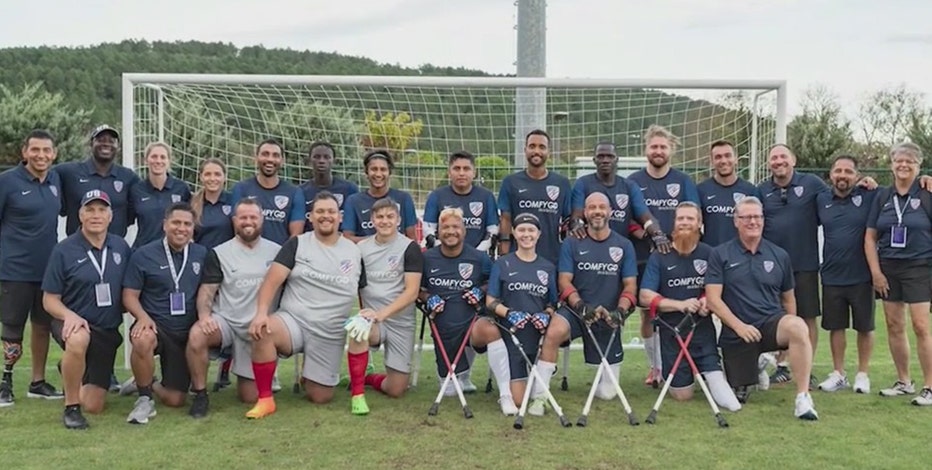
left=555, top=306, right=623, bottom=366
left=51, top=321, right=122, bottom=390
left=498, top=318, right=543, bottom=380
left=720, top=314, right=784, bottom=387
left=0, top=281, right=52, bottom=334
left=636, top=262, right=647, bottom=291
left=152, top=326, right=192, bottom=393
left=656, top=315, right=721, bottom=388
left=375, top=314, right=416, bottom=374
left=880, top=259, right=932, bottom=303
left=793, top=271, right=821, bottom=318
left=430, top=318, right=488, bottom=378
left=276, top=311, right=344, bottom=387
left=212, top=316, right=254, bottom=380
left=821, top=283, right=875, bottom=332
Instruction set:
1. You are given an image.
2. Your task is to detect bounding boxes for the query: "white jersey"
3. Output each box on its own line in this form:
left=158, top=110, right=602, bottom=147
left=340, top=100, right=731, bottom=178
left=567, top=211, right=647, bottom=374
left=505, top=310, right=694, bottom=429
left=204, top=237, right=282, bottom=331
left=358, top=234, right=423, bottom=324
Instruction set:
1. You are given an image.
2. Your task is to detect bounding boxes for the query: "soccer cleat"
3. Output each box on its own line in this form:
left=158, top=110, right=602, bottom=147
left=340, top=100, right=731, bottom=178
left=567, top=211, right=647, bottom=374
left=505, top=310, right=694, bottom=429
left=0, top=381, right=14, bottom=407
left=498, top=396, right=519, bottom=416
left=271, top=375, right=282, bottom=393
left=63, top=405, right=89, bottom=430
left=351, top=394, right=370, bottom=416
left=109, top=374, right=121, bottom=393
left=527, top=397, right=546, bottom=416
left=879, top=380, right=915, bottom=397
left=189, top=392, right=209, bottom=419
left=770, top=366, right=792, bottom=384
left=27, top=380, right=64, bottom=399
left=853, top=372, right=871, bottom=394
left=818, top=371, right=849, bottom=392
left=246, top=397, right=277, bottom=419
left=911, top=388, right=932, bottom=406
left=794, top=392, right=819, bottom=420
left=734, top=386, right=750, bottom=404
left=127, top=396, right=157, bottom=424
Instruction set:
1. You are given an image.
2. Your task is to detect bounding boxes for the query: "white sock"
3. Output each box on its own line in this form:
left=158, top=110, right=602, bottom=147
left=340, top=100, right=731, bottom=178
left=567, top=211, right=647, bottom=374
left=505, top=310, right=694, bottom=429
left=704, top=370, right=742, bottom=412
left=644, top=335, right=656, bottom=371
left=530, top=360, right=557, bottom=399
left=486, top=339, right=511, bottom=398
left=596, top=363, right=621, bottom=400
left=653, top=335, right=663, bottom=370
left=463, top=347, right=477, bottom=380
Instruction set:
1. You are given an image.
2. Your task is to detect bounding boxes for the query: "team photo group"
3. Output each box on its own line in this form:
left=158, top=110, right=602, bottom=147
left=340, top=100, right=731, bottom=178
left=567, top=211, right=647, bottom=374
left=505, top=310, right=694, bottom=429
left=3, top=122, right=932, bottom=431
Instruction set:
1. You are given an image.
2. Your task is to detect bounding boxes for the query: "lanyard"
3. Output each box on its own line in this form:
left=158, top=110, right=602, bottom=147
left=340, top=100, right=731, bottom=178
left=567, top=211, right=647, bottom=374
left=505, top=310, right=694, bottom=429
left=893, top=194, right=911, bottom=226
left=86, top=247, right=108, bottom=283
left=162, top=238, right=189, bottom=292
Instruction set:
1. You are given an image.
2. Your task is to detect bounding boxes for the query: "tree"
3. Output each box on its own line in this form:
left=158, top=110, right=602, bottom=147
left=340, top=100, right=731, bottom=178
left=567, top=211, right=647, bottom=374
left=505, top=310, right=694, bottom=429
left=0, top=82, right=94, bottom=167
left=786, top=85, right=854, bottom=170
left=362, top=111, right=424, bottom=158
left=907, top=109, right=932, bottom=161
left=858, top=85, right=926, bottom=154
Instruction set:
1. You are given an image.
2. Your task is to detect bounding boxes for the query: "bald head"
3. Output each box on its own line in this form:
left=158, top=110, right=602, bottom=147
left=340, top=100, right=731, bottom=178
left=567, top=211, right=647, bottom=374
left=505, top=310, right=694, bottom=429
left=585, top=192, right=610, bottom=206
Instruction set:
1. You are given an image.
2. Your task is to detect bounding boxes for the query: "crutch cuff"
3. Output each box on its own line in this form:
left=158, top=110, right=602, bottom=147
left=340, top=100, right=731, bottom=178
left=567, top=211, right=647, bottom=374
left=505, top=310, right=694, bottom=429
left=648, top=295, right=664, bottom=319
left=559, top=287, right=577, bottom=303
left=618, top=292, right=637, bottom=314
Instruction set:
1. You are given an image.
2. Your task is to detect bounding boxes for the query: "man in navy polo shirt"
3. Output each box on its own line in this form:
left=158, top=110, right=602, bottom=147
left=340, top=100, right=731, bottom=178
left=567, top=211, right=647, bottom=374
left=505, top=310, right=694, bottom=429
left=122, top=202, right=207, bottom=424
left=42, top=190, right=132, bottom=429
left=300, top=141, right=358, bottom=232
left=423, top=150, right=499, bottom=251
left=55, top=125, right=140, bottom=237
left=231, top=138, right=306, bottom=245
left=0, top=129, right=64, bottom=406
left=705, top=196, right=818, bottom=420
left=342, top=150, right=418, bottom=242
left=697, top=140, right=762, bottom=247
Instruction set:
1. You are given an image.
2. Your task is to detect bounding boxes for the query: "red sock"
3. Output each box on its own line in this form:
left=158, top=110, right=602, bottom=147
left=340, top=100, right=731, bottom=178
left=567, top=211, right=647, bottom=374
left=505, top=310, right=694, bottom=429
left=348, top=351, right=369, bottom=396
left=221, top=358, right=232, bottom=373
left=365, top=373, right=387, bottom=392
left=252, top=361, right=277, bottom=399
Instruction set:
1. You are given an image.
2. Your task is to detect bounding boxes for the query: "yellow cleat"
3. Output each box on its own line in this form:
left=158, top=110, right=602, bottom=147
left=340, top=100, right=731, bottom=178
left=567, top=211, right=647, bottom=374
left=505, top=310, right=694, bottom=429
left=246, top=397, right=277, bottom=419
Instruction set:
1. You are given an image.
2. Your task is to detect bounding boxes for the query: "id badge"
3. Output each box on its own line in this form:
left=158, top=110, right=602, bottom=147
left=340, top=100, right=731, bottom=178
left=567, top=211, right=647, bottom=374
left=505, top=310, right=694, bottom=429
left=891, top=226, right=907, bottom=248
left=95, top=283, right=112, bottom=307
left=170, top=292, right=186, bottom=316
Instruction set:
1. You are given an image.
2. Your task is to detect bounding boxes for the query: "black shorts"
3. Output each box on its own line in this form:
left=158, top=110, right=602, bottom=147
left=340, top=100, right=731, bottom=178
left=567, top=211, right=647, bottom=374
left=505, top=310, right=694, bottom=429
left=51, top=321, right=122, bottom=390
left=155, top=327, right=191, bottom=393
left=821, top=283, right=875, bottom=332
left=793, top=271, right=821, bottom=318
left=657, top=315, right=721, bottom=388
left=431, top=321, right=487, bottom=378
left=0, top=281, right=52, bottom=333
left=636, top=262, right=647, bottom=290
left=880, top=259, right=932, bottom=303
left=721, top=315, right=784, bottom=387
left=498, top=318, right=543, bottom=380
left=555, top=306, right=623, bottom=365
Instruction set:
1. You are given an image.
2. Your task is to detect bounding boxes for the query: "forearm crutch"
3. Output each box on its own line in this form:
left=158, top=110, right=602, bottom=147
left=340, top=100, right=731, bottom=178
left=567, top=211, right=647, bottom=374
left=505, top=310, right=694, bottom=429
left=427, top=314, right=478, bottom=418
left=410, top=308, right=428, bottom=387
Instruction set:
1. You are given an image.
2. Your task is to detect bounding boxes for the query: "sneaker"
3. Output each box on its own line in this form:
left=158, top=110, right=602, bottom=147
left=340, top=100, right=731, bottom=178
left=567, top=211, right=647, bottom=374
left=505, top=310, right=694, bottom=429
left=189, top=392, right=209, bottom=419
left=809, top=375, right=818, bottom=391
left=794, top=392, right=819, bottom=420
left=458, top=376, right=477, bottom=394
left=109, top=374, right=121, bottom=393
left=911, top=387, right=932, bottom=406
left=770, top=366, right=792, bottom=384
left=734, top=386, right=750, bottom=404
left=499, top=396, right=519, bottom=416
left=271, top=375, right=282, bottom=393
left=818, top=371, right=849, bottom=392
left=0, top=381, right=13, bottom=407
left=216, top=371, right=231, bottom=390
left=27, top=380, right=64, bottom=399
left=351, top=394, right=370, bottom=415
left=246, top=396, right=277, bottom=419
left=879, top=380, right=915, bottom=397
left=126, top=396, right=157, bottom=425
left=757, top=356, right=771, bottom=391
left=853, top=372, right=871, bottom=394
left=119, top=377, right=138, bottom=396
left=63, top=405, right=89, bottom=430
left=527, top=397, right=546, bottom=416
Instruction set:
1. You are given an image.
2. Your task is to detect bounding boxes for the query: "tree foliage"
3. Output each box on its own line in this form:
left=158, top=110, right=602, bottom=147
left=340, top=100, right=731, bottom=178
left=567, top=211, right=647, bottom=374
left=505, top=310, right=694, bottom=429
left=362, top=111, right=424, bottom=158
left=787, top=86, right=853, bottom=171
left=0, top=83, right=93, bottom=166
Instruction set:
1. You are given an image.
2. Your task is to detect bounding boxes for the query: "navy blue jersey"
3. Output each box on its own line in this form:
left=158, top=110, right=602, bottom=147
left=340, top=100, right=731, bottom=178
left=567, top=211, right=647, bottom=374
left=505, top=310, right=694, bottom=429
left=54, top=159, right=140, bottom=237
left=300, top=177, right=359, bottom=232
left=421, top=246, right=492, bottom=333
left=867, top=181, right=932, bottom=260
left=558, top=232, right=638, bottom=310
left=628, top=168, right=700, bottom=261
left=0, top=165, right=62, bottom=281
left=423, top=185, right=499, bottom=248
left=342, top=189, right=418, bottom=237
left=817, top=188, right=876, bottom=286
left=123, top=240, right=208, bottom=333
left=193, top=191, right=234, bottom=251
left=697, top=177, right=762, bottom=246
left=488, top=253, right=557, bottom=314
left=130, top=176, right=192, bottom=249
left=571, top=174, right=650, bottom=237
left=640, top=243, right=715, bottom=344
left=498, top=170, right=572, bottom=264
left=231, top=177, right=305, bottom=245
left=42, top=232, right=132, bottom=329
left=705, top=238, right=794, bottom=345
left=759, top=171, right=828, bottom=272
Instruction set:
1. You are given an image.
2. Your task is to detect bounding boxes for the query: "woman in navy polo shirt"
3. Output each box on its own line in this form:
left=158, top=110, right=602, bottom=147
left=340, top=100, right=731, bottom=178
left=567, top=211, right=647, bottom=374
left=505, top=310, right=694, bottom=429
left=130, top=142, right=192, bottom=249
left=192, top=157, right=233, bottom=250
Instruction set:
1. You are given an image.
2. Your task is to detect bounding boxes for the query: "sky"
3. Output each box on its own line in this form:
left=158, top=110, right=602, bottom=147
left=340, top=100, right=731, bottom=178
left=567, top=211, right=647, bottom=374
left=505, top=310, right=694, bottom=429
left=2, top=0, right=931, bottom=120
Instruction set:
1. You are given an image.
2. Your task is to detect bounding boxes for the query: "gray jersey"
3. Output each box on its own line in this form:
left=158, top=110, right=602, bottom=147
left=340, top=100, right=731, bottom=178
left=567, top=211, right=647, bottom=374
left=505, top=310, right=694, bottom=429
left=358, top=234, right=423, bottom=324
left=274, top=233, right=365, bottom=338
left=202, top=237, right=282, bottom=331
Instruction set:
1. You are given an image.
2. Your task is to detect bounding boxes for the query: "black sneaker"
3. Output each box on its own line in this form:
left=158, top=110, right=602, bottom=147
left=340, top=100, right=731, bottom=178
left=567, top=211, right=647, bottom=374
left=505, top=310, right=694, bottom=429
left=109, top=374, right=121, bottom=393
left=27, top=380, right=64, bottom=399
left=735, top=386, right=750, bottom=404
left=770, top=366, right=792, bottom=384
left=189, top=392, right=209, bottom=419
left=63, top=406, right=89, bottom=430
left=0, top=381, right=13, bottom=407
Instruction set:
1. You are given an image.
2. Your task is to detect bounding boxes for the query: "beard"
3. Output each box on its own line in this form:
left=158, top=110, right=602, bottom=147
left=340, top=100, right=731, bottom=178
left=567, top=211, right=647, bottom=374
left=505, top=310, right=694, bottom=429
left=672, top=227, right=701, bottom=254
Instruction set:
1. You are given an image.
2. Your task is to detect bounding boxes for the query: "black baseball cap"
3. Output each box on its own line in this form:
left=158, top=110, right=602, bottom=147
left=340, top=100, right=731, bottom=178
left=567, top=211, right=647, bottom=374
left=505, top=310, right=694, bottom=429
left=90, top=124, right=120, bottom=141
left=81, top=189, right=111, bottom=207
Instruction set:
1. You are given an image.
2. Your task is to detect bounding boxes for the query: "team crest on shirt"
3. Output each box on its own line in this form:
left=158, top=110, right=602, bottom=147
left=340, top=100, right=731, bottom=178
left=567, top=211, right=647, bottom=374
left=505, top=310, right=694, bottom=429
left=50, top=185, right=58, bottom=197
left=537, top=270, right=549, bottom=286
left=469, top=202, right=484, bottom=217
left=911, top=199, right=921, bottom=210
left=334, top=194, right=344, bottom=207
left=458, top=263, right=474, bottom=280
left=171, top=194, right=181, bottom=203
left=667, top=183, right=680, bottom=198
left=794, top=186, right=804, bottom=198
left=693, top=259, right=707, bottom=275
left=615, top=194, right=629, bottom=209
left=113, top=181, right=123, bottom=193
left=608, top=246, right=623, bottom=263
left=546, top=185, right=560, bottom=201
left=852, top=195, right=862, bottom=207
left=733, top=192, right=746, bottom=203
left=387, top=255, right=400, bottom=270
left=222, top=205, right=232, bottom=215
left=112, top=252, right=122, bottom=265
left=274, top=195, right=289, bottom=210
left=763, top=260, right=774, bottom=273
left=340, top=259, right=354, bottom=275
left=192, top=262, right=201, bottom=275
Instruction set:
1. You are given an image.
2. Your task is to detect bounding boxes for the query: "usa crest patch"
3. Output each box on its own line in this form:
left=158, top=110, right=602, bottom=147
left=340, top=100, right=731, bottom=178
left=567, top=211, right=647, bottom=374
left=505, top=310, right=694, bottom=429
left=693, top=259, right=707, bottom=275
left=667, top=183, right=680, bottom=198
left=459, top=263, right=474, bottom=280
left=615, top=194, right=629, bottom=209
left=609, top=246, right=623, bottom=263
left=274, top=195, right=289, bottom=210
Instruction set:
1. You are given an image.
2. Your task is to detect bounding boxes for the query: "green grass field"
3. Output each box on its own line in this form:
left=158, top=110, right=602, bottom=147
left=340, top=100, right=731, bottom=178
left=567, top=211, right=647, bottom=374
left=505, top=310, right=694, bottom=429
left=0, top=310, right=928, bottom=470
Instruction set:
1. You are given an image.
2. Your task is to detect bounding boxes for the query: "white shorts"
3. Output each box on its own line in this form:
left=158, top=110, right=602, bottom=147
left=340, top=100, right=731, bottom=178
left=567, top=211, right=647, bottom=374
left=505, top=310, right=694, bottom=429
left=276, top=310, right=343, bottom=387
left=376, top=315, right=415, bottom=374
left=212, top=315, right=254, bottom=380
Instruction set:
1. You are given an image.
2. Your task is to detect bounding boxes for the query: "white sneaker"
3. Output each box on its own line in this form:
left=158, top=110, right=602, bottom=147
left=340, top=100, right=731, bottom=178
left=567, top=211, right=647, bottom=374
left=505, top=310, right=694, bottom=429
left=271, top=375, right=282, bottom=393
left=911, top=387, right=932, bottom=406
left=527, top=397, right=546, bottom=416
left=853, top=372, right=870, bottom=394
left=458, top=375, right=477, bottom=394
left=818, top=371, right=849, bottom=392
left=794, top=392, right=819, bottom=420
left=879, top=380, right=915, bottom=397
left=499, top=396, right=519, bottom=416
left=757, top=355, right=771, bottom=391
left=127, top=396, right=157, bottom=424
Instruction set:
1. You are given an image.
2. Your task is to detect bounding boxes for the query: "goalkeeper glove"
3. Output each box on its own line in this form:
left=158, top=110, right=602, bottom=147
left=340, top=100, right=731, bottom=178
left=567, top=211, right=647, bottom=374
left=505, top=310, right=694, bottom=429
left=462, top=287, right=484, bottom=306
left=343, top=314, right=372, bottom=343
left=506, top=311, right=531, bottom=330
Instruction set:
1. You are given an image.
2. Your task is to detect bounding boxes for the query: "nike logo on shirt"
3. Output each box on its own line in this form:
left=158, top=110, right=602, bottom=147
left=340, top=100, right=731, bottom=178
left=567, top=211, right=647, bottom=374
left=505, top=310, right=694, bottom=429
left=706, top=195, right=716, bottom=200
left=579, top=250, right=589, bottom=255
left=79, top=178, right=89, bottom=183
left=824, top=204, right=832, bottom=208
left=667, top=265, right=677, bottom=270
left=518, top=188, right=528, bottom=193
left=160, top=265, right=170, bottom=270
left=21, top=190, right=31, bottom=195
left=508, top=272, right=519, bottom=276
left=141, top=197, right=151, bottom=202
left=728, top=262, right=741, bottom=268
left=77, top=258, right=88, bottom=264
left=362, top=209, right=370, bottom=214
left=430, top=268, right=440, bottom=273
